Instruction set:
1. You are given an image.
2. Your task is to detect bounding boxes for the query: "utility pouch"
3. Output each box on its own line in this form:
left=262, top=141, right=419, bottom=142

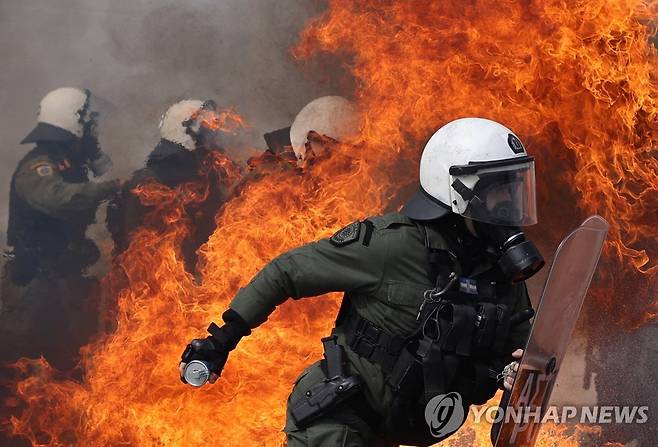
left=472, top=303, right=512, bottom=356
left=473, top=303, right=498, bottom=349
left=290, top=336, right=362, bottom=427
left=387, top=343, right=423, bottom=397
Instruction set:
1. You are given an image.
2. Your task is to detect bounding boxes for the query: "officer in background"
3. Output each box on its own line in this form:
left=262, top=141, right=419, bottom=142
left=289, top=95, right=359, bottom=166
left=180, top=118, right=543, bottom=446
left=0, top=87, right=120, bottom=370
left=244, top=96, right=358, bottom=180
left=107, top=99, right=239, bottom=278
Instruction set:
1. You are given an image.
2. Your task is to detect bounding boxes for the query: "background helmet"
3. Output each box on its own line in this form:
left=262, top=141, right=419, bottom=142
left=21, top=87, right=98, bottom=144
left=159, top=99, right=221, bottom=150
left=289, top=96, right=359, bottom=161
left=403, top=117, right=537, bottom=226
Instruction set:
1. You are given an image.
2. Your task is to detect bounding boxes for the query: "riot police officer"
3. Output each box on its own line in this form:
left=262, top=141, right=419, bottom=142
left=0, top=87, right=120, bottom=370
left=179, top=118, right=544, bottom=446
left=245, top=95, right=359, bottom=177
left=289, top=95, right=360, bottom=165
left=107, top=99, right=239, bottom=277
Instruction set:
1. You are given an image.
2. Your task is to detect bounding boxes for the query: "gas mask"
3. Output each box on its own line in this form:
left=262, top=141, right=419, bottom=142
left=78, top=112, right=113, bottom=176
left=472, top=217, right=544, bottom=283
left=88, top=150, right=113, bottom=177
left=450, top=158, right=544, bottom=282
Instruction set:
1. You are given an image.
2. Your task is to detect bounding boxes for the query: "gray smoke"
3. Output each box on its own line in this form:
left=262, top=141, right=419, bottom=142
left=0, top=0, right=346, bottom=241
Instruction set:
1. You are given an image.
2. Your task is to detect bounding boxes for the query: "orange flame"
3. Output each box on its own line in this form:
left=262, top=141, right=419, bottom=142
left=192, top=108, right=247, bottom=133
left=293, top=0, right=658, bottom=326
left=3, top=0, right=658, bottom=446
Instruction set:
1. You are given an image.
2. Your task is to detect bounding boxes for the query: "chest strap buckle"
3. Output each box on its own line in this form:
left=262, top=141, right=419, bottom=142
left=342, top=308, right=406, bottom=374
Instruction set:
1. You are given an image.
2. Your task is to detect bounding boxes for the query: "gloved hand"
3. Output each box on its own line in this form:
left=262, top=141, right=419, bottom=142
left=501, top=349, right=524, bottom=391
left=179, top=309, right=251, bottom=385
left=88, top=151, right=113, bottom=177
left=94, top=179, right=121, bottom=201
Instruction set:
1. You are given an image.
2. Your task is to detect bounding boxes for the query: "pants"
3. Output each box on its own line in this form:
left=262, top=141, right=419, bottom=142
left=286, top=422, right=367, bottom=447
left=284, top=361, right=398, bottom=447
left=0, top=268, right=101, bottom=446
left=0, top=271, right=100, bottom=370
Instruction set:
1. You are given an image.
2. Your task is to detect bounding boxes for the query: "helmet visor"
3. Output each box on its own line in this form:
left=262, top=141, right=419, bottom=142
left=83, top=91, right=115, bottom=123
left=449, top=157, right=537, bottom=226
left=81, top=91, right=114, bottom=137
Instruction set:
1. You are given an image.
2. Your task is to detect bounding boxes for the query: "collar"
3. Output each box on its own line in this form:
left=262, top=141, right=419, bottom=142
left=147, top=139, right=189, bottom=165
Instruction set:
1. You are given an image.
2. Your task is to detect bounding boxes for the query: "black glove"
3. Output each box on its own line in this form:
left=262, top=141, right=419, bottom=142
left=88, top=151, right=113, bottom=177
left=180, top=309, right=251, bottom=384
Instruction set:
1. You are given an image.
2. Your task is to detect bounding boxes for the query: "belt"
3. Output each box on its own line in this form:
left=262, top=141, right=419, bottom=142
left=341, top=308, right=407, bottom=374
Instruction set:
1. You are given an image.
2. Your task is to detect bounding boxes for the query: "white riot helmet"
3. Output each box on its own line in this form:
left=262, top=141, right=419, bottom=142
left=159, top=99, right=220, bottom=150
left=403, top=117, right=537, bottom=227
left=289, top=96, right=359, bottom=161
left=21, top=87, right=98, bottom=144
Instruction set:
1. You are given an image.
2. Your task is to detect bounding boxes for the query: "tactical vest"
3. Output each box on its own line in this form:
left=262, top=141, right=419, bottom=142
left=7, top=144, right=98, bottom=284
left=334, top=217, right=532, bottom=442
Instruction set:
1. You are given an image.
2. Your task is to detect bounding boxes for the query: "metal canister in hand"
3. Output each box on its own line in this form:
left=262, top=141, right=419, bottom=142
left=183, top=360, right=212, bottom=387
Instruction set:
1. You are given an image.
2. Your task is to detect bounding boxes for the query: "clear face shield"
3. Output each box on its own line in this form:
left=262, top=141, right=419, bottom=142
left=80, top=90, right=116, bottom=136
left=449, top=156, right=537, bottom=227
left=79, top=90, right=114, bottom=176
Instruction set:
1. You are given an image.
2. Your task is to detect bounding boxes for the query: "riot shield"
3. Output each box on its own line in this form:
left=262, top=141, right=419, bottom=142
left=493, top=215, right=609, bottom=447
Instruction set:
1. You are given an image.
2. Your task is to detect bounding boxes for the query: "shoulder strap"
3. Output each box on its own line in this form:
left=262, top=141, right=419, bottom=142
left=414, top=220, right=461, bottom=286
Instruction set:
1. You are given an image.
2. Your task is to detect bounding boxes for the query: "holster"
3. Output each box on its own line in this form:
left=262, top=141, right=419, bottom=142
left=289, top=336, right=362, bottom=427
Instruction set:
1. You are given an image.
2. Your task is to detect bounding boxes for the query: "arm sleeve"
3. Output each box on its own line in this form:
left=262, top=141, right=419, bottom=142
left=230, top=222, right=388, bottom=328
left=14, top=159, right=118, bottom=221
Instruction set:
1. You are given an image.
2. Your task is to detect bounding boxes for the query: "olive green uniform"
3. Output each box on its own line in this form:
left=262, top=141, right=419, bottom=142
left=10, top=153, right=117, bottom=222
left=0, top=144, right=118, bottom=370
left=230, top=212, right=532, bottom=446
